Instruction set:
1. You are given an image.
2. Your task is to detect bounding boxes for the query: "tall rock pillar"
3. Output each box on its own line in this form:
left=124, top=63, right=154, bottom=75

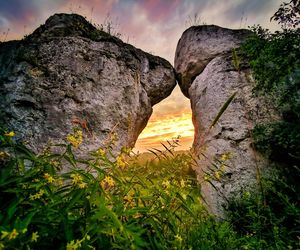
left=175, top=25, right=277, bottom=216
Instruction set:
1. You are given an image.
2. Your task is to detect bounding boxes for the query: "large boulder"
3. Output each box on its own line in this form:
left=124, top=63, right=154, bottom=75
left=175, top=25, right=278, bottom=216
left=0, top=13, right=176, bottom=154
left=175, top=25, right=250, bottom=97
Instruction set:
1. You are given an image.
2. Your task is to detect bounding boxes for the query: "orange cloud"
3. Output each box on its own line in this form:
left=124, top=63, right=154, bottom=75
left=134, top=105, right=194, bottom=152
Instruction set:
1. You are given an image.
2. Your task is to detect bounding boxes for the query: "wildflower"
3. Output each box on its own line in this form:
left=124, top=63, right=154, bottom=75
left=110, top=133, right=117, bottom=145
left=116, top=154, right=127, bottom=169
left=67, top=239, right=82, bottom=250
left=162, top=180, right=170, bottom=189
left=95, top=148, right=106, bottom=157
left=101, top=176, right=115, bottom=189
left=71, top=173, right=83, bottom=185
left=4, top=131, right=15, bottom=137
left=121, top=146, right=131, bottom=155
left=66, top=129, right=83, bottom=148
left=180, top=179, right=186, bottom=188
left=214, top=171, right=221, bottom=180
left=78, top=182, right=87, bottom=189
left=175, top=234, right=183, bottom=242
left=43, top=173, right=54, bottom=184
left=50, top=160, right=60, bottom=168
left=8, top=229, right=18, bottom=240
left=0, top=151, right=10, bottom=159
left=124, top=194, right=134, bottom=207
left=220, top=164, right=226, bottom=172
left=29, top=190, right=45, bottom=200
left=204, top=175, right=210, bottom=181
left=220, top=152, right=231, bottom=162
left=31, top=232, right=39, bottom=242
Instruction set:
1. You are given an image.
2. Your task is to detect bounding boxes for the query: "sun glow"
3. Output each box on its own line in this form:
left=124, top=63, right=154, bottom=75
left=134, top=111, right=194, bottom=152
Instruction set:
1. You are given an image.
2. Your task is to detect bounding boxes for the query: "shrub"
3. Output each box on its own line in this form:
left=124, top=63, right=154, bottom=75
left=0, top=129, right=240, bottom=250
left=226, top=172, right=300, bottom=250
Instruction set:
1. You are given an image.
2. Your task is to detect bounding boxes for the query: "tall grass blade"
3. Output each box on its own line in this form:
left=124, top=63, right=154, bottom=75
left=209, top=91, right=237, bottom=129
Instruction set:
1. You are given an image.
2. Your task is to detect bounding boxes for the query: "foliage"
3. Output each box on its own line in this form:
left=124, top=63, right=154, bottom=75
left=226, top=172, right=300, bottom=250
left=227, top=4, right=300, bottom=249
left=232, top=48, right=241, bottom=73
left=271, top=0, right=300, bottom=29
left=185, top=13, right=207, bottom=27
left=241, top=25, right=300, bottom=164
left=0, top=129, right=241, bottom=250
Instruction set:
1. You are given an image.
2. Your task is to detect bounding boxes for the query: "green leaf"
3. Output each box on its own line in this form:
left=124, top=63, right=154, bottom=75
left=210, top=91, right=237, bottom=129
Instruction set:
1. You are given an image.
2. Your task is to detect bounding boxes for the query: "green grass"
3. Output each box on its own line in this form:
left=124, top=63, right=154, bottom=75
left=1, top=128, right=299, bottom=249
left=0, top=129, right=242, bottom=250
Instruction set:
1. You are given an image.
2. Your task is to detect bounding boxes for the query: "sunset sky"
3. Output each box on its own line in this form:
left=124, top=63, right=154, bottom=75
left=0, top=0, right=282, bottom=152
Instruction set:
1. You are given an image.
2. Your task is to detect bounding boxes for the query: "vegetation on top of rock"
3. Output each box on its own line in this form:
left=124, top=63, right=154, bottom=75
left=25, top=13, right=121, bottom=43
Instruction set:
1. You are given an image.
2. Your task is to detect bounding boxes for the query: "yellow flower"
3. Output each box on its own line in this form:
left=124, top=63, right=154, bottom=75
left=175, top=234, right=183, bottom=242
left=29, top=190, right=45, bottom=200
left=66, top=129, right=83, bottom=148
left=162, top=180, right=170, bottom=189
left=4, top=131, right=15, bottom=137
left=67, top=239, right=82, bottom=250
left=220, top=152, right=231, bottom=162
left=180, top=179, right=186, bottom=188
left=78, top=182, right=87, bottom=189
left=71, top=173, right=83, bottom=185
left=214, top=171, right=221, bottom=180
left=43, top=173, right=54, bottom=183
left=121, top=146, right=131, bottom=155
left=95, top=148, right=106, bottom=157
left=124, top=193, right=135, bottom=207
left=8, top=229, right=18, bottom=240
left=31, top=232, right=39, bottom=242
left=0, top=151, right=10, bottom=159
left=204, top=176, right=210, bottom=181
left=116, top=155, right=127, bottom=169
left=101, top=176, right=115, bottom=190
left=220, top=164, right=226, bottom=172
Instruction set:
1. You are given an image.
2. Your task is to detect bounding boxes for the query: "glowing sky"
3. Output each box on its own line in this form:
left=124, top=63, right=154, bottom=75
left=0, top=0, right=282, bottom=152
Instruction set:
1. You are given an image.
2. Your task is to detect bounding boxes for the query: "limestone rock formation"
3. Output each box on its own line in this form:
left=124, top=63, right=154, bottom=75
left=175, top=25, right=278, bottom=216
left=0, top=13, right=176, bottom=154
left=175, top=25, right=250, bottom=97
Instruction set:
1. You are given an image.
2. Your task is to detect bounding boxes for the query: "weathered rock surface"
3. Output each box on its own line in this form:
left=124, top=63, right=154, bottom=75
left=175, top=25, right=278, bottom=216
left=0, top=13, right=176, bottom=154
left=175, top=25, right=250, bottom=97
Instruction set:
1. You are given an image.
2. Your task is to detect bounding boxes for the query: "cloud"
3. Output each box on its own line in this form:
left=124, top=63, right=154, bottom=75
left=0, top=0, right=283, bottom=151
